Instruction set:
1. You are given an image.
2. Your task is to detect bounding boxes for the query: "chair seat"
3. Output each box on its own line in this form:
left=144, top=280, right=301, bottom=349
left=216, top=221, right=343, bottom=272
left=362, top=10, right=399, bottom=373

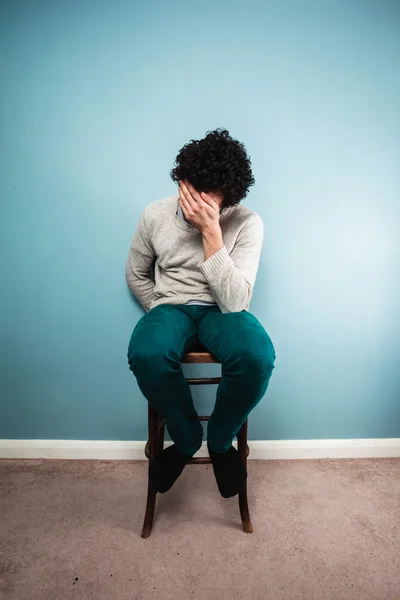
left=183, top=341, right=218, bottom=364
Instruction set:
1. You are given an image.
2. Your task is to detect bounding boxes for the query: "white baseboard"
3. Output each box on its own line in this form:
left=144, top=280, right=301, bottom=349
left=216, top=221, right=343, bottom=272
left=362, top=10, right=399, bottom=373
left=0, top=438, right=399, bottom=460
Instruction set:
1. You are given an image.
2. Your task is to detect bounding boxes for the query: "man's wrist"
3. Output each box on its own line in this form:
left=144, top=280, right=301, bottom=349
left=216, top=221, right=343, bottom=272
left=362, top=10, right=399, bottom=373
left=201, top=225, right=224, bottom=260
left=201, top=224, right=222, bottom=238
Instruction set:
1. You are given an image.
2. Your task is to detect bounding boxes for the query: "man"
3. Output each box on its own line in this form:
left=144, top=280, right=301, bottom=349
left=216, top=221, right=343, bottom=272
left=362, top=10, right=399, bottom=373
left=126, top=129, right=276, bottom=499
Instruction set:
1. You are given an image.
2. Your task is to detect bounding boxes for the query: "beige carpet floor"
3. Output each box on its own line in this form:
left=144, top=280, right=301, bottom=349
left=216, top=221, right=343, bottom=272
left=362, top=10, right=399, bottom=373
left=0, top=457, right=399, bottom=600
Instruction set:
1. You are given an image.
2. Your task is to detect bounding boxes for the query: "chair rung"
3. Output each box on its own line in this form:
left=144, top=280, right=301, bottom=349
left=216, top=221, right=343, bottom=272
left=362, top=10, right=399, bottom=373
left=187, top=456, right=211, bottom=465
left=145, top=441, right=249, bottom=460
left=159, top=415, right=209, bottom=427
left=186, top=377, right=221, bottom=385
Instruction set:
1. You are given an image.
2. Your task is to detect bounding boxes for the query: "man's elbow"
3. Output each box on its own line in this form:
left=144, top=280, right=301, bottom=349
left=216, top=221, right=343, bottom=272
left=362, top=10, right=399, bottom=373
left=219, top=284, right=253, bottom=313
left=125, top=270, right=144, bottom=299
left=125, top=267, right=136, bottom=294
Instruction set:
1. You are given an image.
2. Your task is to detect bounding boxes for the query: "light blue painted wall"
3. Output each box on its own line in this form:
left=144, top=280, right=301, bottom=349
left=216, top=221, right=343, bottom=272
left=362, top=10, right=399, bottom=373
left=1, top=0, right=399, bottom=441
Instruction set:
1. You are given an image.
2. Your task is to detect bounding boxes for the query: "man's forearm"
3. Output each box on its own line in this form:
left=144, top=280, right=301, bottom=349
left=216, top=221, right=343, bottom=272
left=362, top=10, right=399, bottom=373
left=202, top=225, right=224, bottom=260
left=198, top=213, right=264, bottom=313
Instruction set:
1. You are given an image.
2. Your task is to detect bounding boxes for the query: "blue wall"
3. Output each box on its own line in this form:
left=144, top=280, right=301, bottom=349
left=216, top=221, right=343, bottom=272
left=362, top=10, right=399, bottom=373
left=1, top=0, right=399, bottom=441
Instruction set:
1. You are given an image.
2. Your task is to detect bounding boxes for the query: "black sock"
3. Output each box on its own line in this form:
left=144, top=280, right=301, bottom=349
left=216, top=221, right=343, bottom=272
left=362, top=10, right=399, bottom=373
left=208, top=444, right=247, bottom=498
left=149, top=444, right=192, bottom=493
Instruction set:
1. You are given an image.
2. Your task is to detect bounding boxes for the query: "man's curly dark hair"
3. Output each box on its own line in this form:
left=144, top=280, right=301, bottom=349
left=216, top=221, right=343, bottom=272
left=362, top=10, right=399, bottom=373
left=170, top=129, right=255, bottom=207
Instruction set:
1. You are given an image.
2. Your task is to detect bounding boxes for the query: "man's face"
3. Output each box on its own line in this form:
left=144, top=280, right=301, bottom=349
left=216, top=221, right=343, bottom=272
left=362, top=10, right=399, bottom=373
left=209, top=190, right=224, bottom=207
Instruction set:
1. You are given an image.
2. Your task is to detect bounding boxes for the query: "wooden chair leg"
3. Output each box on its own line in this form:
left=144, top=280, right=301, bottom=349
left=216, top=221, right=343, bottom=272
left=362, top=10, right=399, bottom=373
left=141, top=480, right=157, bottom=538
left=237, top=419, right=253, bottom=533
left=157, top=415, right=165, bottom=454
left=141, top=405, right=162, bottom=538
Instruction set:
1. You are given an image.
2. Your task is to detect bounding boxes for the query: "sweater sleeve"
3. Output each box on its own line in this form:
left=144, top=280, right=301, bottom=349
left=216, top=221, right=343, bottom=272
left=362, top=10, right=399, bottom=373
left=125, top=208, right=156, bottom=312
left=198, top=213, right=264, bottom=313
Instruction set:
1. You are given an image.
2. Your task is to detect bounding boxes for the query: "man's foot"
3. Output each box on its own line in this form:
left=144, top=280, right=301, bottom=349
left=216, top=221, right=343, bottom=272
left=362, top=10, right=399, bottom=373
left=149, top=444, right=192, bottom=493
left=207, top=443, right=247, bottom=498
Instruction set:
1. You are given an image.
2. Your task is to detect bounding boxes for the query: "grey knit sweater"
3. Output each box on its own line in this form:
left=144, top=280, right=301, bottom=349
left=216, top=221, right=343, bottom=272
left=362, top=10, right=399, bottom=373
left=125, top=195, right=264, bottom=313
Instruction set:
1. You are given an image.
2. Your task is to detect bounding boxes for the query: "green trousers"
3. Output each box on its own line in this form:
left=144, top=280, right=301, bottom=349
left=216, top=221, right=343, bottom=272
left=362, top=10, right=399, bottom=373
left=128, top=304, right=276, bottom=455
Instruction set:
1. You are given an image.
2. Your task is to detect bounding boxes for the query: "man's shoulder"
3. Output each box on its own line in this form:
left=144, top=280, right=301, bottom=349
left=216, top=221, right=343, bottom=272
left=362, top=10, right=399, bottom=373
left=143, top=195, right=177, bottom=222
left=232, top=203, right=263, bottom=227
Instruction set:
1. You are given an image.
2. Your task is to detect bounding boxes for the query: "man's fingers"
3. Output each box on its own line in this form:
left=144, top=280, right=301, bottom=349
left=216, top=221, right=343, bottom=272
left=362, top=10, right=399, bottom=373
left=179, top=181, right=219, bottom=213
left=179, top=181, right=196, bottom=209
left=200, top=192, right=219, bottom=210
left=185, top=180, right=202, bottom=203
left=179, top=189, right=191, bottom=216
left=179, top=199, right=188, bottom=217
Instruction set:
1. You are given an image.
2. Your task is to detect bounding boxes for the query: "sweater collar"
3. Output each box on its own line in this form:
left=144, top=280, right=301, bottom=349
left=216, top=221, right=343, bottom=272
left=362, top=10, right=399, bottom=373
left=174, top=195, right=234, bottom=232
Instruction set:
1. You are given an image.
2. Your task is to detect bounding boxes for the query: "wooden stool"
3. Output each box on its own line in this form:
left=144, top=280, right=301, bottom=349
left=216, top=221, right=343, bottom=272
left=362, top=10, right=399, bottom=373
left=141, top=344, right=253, bottom=538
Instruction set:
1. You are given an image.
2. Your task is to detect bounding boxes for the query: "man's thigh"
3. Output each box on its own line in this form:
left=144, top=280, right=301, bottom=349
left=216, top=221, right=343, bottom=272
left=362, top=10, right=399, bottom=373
left=197, top=309, right=276, bottom=366
left=128, top=304, right=197, bottom=365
